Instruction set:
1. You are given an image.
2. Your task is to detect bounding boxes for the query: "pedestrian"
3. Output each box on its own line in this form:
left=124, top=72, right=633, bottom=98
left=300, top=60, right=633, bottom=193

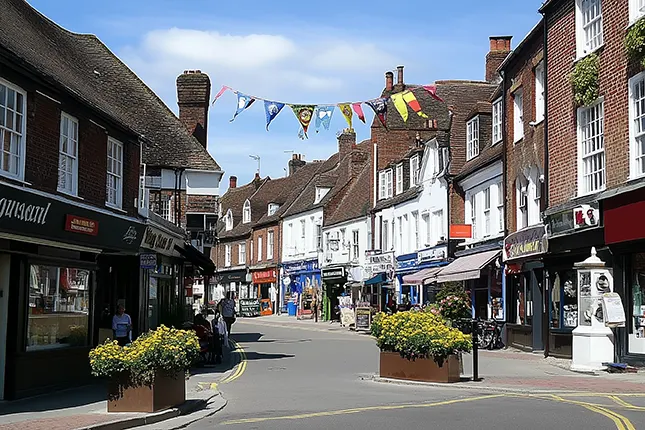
left=112, top=303, right=132, bottom=346
left=219, top=292, right=237, bottom=335
left=311, top=295, right=318, bottom=322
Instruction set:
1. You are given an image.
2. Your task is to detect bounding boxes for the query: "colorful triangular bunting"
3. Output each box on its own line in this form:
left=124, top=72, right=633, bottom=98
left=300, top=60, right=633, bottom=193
left=352, top=103, right=366, bottom=123
left=402, top=91, right=428, bottom=119
left=338, top=104, right=353, bottom=129
left=230, top=93, right=255, bottom=122
left=264, top=100, right=285, bottom=131
left=212, top=85, right=230, bottom=104
left=391, top=92, right=409, bottom=122
left=291, top=105, right=316, bottom=139
left=366, top=97, right=388, bottom=128
left=422, top=84, right=445, bottom=102
left=315, top=106, right=335, bottom=132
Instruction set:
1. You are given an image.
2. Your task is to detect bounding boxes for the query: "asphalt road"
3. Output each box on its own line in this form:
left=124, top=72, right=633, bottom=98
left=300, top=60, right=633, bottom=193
left=183, top=319, right=644, bottom=430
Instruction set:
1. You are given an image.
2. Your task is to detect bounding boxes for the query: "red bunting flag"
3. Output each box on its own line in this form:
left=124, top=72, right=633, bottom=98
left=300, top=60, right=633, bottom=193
left=352, top=103, right=366, bottom=123
left=422, top=84, right=444, bottom=102
left=212, top=86, right=230, bottom=104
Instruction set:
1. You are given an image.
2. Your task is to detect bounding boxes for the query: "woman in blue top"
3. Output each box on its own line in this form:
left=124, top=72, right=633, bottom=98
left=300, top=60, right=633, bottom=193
left=112, top=304, right=132, bottom=346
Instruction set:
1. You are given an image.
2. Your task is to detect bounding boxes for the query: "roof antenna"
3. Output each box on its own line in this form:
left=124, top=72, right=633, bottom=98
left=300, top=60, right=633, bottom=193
left=249, top=155, right=261, bottom=175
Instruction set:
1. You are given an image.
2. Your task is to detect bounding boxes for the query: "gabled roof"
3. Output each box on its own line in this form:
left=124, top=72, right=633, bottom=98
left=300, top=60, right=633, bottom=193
left=324, top=152, right=373, bottom=227
left=218, top=176, right=265, bottom=239
left=0, top=0, right=221, bottom=172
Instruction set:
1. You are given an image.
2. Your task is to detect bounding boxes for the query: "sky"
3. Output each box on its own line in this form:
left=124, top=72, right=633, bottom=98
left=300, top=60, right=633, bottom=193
left=28, top=0, right=543, bottom=189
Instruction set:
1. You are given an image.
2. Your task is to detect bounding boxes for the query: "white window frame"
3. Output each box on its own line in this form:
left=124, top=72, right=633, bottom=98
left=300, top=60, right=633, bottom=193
left=575, top=0, right=603, bottom=58
left=513, top=90, right=524, bottom=143
left=422, top=213, right=431, bottom=246
left=469, top=194, right=477, bottom=239
left=0, top=78, right=26, bottom=181
left=316, top=224, right=322, bottom=251
left=378, top=171, right=387, bottom=200
left=300, top=219, right=306, bottom=239
left=492, top=98, right=503, bottom=144
left=386, top=169, right=393, bottom=197
left=225, top=244, right=232, bottom=267
left=267, top=230, right=274, bottom=260
left=268, top=203, right=279, bottom=216
left=629, top=71, right=645, bottom=179
left=57, top=112, right=79, bottom=196
left=225, top=209, right=233, bottom=231
left=412, top=211, right=419, bottom=250
left=397, top=216, right=403, bottom=253
left=431, top=209, right=445, bottom=244
left=535, top=61, right=545, bottom=123
left=577, top=99, right=606, bottom=196
left=410, top=156, right=420, bottom=186
left=630, top=0, right=645, bottom=23
left=238, top=243, right=246, bottom=265
left=483, top=187, right=491, bottom=237
left=497, top=181, right=504, bottom=233
left=517, top=181, right=528, bottom=230
left=382, top=220, right=390, bottom=251
left=243, top=200, right=251, bottom=223
left=257, top=236, right=263, bottom=261
left=352, top=230, right=359, bottom=260
left=106, top=137, right=123, bottom=209
left=467, top=116, right=480, bottom=160
left=396, top=163, right=404, bottom=194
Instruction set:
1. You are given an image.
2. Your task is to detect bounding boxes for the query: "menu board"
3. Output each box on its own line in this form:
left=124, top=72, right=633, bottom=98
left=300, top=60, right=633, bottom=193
left=355, top=307, right=371, bottom=331
left=239, top=298, right=260, bottom=317
left=602, top=293, right=626, bottom=327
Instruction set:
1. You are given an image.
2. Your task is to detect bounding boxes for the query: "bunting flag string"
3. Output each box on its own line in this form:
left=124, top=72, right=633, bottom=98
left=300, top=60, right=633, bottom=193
left=212, top=81, right=446, bottom=138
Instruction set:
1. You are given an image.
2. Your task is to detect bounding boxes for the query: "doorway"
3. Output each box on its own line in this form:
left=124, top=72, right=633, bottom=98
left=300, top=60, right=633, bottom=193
left=0, top=254, right=10, bottom=400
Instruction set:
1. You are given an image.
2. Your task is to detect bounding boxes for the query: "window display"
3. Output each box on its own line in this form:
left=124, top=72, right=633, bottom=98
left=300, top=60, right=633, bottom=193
left=509, top=274, right=532, bottom=325
left=28, top=264, right=91, bottom=350
left=550, top=271, right=578, bottom=329
left=629, top=253, right=645, bottom=354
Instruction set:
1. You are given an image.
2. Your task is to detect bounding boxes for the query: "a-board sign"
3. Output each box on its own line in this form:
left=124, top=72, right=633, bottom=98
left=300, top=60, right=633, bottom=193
left=355, top=307, right=371, bottom=331
left=602, top=293, right=626, bottom=327
left=239, top=298, right=260, bottom=317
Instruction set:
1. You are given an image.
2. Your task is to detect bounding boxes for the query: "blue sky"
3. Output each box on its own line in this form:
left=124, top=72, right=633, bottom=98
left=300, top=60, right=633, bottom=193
left=28, top=0, right=543, bottom=189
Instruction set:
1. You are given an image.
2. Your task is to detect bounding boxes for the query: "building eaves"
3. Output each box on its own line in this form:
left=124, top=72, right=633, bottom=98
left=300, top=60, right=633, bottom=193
left=498, top=19, right=544, bottom=73
left=538, top=0, right=564, bottom=14
left=466, top=102, right=493, bottom=121
left=372, top=187, right=420, bottom=212
left=454, top=144, right=503, bottom=182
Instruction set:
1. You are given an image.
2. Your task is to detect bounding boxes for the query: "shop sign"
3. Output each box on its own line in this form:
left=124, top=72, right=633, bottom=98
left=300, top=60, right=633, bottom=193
left=548, top=202, right=599, bottom=235
left=140, top=253, right=157, bottom=269
left=65, top=215, right=98, bottom=236
left=503, top=224, right=548, bottom=261
left=396, top=258, right=417, bottom=271
left=450, top=224, right=472, bottom=239
left=282, top=259, right=319, bottom=274
left=252, top=269, right=277, bottom=284
left=0, top=197, right=51, bottom=225
left=322, top=267, right=345, bottom=280
left=573, top=205, right=599, bottom=229
left=364, top=251, right=394, bottom=279
left=141, top=226, right=179, bottom=256
left=418, top=246, right=447, bottom=264
left=218, top=270, right=247, bottom=284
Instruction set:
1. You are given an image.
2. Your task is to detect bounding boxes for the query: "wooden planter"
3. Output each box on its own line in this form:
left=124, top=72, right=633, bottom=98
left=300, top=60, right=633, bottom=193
left=379, top=351, right=461, bottom=383
left=107, top=372, right=186, bottom=413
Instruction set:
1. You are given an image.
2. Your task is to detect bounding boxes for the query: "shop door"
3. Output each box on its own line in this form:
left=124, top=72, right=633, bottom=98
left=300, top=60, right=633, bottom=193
left=0, top=254, right=10, bottom=400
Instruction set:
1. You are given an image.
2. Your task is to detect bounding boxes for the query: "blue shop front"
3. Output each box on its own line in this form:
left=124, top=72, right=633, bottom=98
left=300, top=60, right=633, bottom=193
left=280, top=259, right=321, bottom=317
left=396, top=245, right=449, bottom=306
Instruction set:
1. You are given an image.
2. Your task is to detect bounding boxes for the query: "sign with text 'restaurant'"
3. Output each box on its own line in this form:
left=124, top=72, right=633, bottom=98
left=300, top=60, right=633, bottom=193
left=65, top=215, right=99, bottom=236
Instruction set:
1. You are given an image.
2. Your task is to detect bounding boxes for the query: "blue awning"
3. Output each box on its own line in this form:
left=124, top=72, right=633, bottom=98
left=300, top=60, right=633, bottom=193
left=364, top=273, right=387, bottom=285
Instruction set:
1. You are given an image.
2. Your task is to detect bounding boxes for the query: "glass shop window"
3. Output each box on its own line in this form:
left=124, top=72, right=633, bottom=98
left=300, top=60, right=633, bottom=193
left=508, top=273, right=532, bottom=325
left=629, top=253, right=645, bottom=354
left=27, top=265, right=92, bottom=351
left=549, top=270, right=578, bottom=329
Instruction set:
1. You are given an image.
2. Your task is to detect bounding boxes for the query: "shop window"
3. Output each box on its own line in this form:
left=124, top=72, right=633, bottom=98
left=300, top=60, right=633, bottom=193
left=508, top=273, right=532, bottom=325
left=27, top=265, right=92, bottom=351
left=630, top=253, right=645, bottom=354
left=549, top=270, right=578, bottom=329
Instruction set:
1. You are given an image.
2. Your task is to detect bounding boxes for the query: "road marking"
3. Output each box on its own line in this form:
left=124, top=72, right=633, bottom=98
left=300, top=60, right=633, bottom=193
left=235, top=319, right=372, bottom=338
left=545, top=394, right=636, bottom=430
left=219, top=394, right=506, bottom=425
left=219, top=340, right=247, bottom=384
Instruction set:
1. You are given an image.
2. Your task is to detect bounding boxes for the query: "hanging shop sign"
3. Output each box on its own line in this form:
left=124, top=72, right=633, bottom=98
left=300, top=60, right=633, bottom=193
left=0, top=183, right=144, bottom=252
left=282, top=259, right=319, bottom=274
left=364, top=251, right=394, bottom=279
left=355, top=307, right=372, bottom=331
left=140, top=253, right=157, bottom=270
left=417, top=245, right=447, bottom=265
left=252, top=269, right=277, bottom=284
left=503, top=224, right=548, bottom=261
left=140, top=225, right=182, bottom=257
left=573, top=205, right=599, bottom=230
left=321, top=266, right=345, bottom=281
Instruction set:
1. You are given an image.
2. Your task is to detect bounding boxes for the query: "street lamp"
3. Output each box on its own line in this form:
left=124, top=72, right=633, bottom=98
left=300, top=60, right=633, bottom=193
left=249, top=155, right=260, bottom=175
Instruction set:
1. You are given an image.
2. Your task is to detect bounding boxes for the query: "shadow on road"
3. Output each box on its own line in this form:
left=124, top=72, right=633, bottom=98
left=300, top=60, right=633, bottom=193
left=230, top=332, right=264, bottom=343
left=244, top=351, right=295, bottom=361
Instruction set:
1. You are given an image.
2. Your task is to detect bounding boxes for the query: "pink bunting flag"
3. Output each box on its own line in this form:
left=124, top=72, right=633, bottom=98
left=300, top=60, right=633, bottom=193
left=422, top=85, right=444, bottom=102
left=212, top=86, right=231, bottom=104
left=352, top=103, right=366, bottom=123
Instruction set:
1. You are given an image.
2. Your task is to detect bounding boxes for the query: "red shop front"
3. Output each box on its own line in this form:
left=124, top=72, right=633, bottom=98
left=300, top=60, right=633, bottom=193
left=252, top=269, right=278, bottom=316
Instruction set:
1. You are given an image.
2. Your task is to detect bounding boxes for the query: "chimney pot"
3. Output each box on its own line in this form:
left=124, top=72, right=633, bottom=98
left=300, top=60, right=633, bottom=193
left=288, top=154, right=306, bottom=176
left=397, top=66, right=404, bottom=85
left=385, top=71, right=394, bottom=91
left=229, top=176, right=237, bottom=189
left=486, top=36, right=512, bottom=83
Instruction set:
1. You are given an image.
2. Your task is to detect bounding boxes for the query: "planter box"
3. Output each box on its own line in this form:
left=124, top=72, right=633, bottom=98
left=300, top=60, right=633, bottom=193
left=379, top=351, right=460, bottom=383
left=107, top=372, right=186, bottom=413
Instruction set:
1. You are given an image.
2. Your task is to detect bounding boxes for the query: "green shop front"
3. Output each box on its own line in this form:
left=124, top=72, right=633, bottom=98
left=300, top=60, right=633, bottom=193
left=321, top=266, right=347, bottom=321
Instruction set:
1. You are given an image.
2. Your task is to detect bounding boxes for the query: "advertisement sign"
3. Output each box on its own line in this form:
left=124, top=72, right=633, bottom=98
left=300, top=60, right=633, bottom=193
left=140, top=253, right=157, bottom=269
left=417, top=246, right=447, bottom=264
left=282, top=259, right=319, bottom=275
left=503, top=224, right=548, bottom=261
left=140, top=225, right=181, bottom=256
left=450, top=224, right=472, bottom=239
left=364, top=252, right=394, bottom=279
left=321, top=266, right=345, bottom=280
left=65, top=215, right=99, bottom=236
left=252, top=269, right=277, bottom=284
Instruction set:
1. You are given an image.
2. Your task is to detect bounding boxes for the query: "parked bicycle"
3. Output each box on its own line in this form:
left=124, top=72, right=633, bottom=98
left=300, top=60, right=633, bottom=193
left=476, top=318, right=505, bottom=350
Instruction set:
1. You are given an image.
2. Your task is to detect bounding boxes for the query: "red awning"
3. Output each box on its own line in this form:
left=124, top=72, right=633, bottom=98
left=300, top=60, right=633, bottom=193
left=401, top=267, right=442, bottom=285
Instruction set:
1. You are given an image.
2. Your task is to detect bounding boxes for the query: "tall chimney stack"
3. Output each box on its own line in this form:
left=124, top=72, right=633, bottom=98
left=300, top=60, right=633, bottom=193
left=486, top=36, right=512, bottom=83
left=385, top=71, right=394, bottom=92
left=338, top=128, right=356, bottom=159
left=229, top=176, right=237, bottom=189
left=396, top=66, right=404, bottom=86
left=288, top=154, right=306, bottom=176
left=177, top=70, right=211, bottom=149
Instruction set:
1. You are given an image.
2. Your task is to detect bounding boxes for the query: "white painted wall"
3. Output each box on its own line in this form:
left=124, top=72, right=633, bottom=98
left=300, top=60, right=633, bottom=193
left=185, top=170, right=222, bottom=196
left=460, top=160, right=504, bottom=244
left=281, top=208, right=323, bottom=264
left=321, top=217, right=369, bottom=272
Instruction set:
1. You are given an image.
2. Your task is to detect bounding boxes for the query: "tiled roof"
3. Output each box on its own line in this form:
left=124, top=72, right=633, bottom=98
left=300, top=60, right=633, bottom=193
left=466, top=101, right=493, bottom=120
left=218, top=176, right=265, bottom=239
left=455, top=143, right=503, bottom=182
left=373, top=187, right=421, bottom=212
left=0, top=0, right=221, bottom=172
left=325, top=152, right=373, bottom=227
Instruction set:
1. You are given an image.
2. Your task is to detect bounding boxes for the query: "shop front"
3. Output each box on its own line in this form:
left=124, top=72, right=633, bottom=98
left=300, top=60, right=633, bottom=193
left=602, top=186, right=645, bottom=364
left=215, top=269, right=249, bottom=315
left=398, top=245, right=449, bottom=306
left=502, top=224, right=548, bottom=352
left=281, top=259, right=321, bottom=317
left=364, top=251, right=395, bottom=311
left=0, top=182, right=146, bottom=400
left=252, top=268, right=278, bottom=316
left=321, top=266, right=347, bottom=321
left=542, top=202, right=605, bottom=359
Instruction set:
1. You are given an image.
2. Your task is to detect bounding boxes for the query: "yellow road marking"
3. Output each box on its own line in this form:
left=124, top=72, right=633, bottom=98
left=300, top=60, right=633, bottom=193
left=219, top=340, right=248, bottom=384
left=546, top=395, right=636, bottom=430
left=607, top=395, right=645, bottom=410
left=220, top=394, right=506, bottom=425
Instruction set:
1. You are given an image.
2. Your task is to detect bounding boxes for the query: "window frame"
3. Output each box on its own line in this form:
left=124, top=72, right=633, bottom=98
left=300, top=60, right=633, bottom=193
left=483, top=187, right=491, bottom=237
left=0, top=78, right=27, bottom=181
left=497, top=181, right=504, bottom=233
left=57, top=112, right=79, bottom=196
left=492, top=98, right=503, bottom=144
left=517, top=181, right=529, bottom=230
left=466, top=116, right=480, bottom=160
left=242, top=200, right=251, bottom=224
left=395, top=163, right=404, bottom=194
left=630, top=0, right=645, bottom=23
left=238, top=242, right=246, bottom=265
left=469, top=194, right=477, bottom=239
left=257, top=236, right=263, bottom=261
left=225, top=209, right=233, bottom=231
left=225, top=244, right=232, bottom=267
left=378, top=171, right=387, bottom=200
left=268, top=203, right=279, bottom=216
left=106, top=137, right=123, bottom=209
left=575, top=0, right=604, bottom=59
left=386, top=169, right=393, bottom=197
left=513, top=89, right=524, bottom=143
left=577, top=99, right=606, bottom=196
left=267, top=230, right=274, bottom=260
left=382, top=220, right=390, bottom=251
left=412, top=211, right=419, bottom=250
left=535, top=61, right=545, bottom=124
left=352, top=229, right=359, bottom=260
left=410, top=155, right=420, bottom=186
left=629, top=71, right=645, bottom=180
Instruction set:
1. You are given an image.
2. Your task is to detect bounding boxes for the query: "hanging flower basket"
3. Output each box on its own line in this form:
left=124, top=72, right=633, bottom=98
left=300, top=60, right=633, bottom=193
left=626, top=18, right=645, bottom=68
left=569, top=53, right=599, bottom=107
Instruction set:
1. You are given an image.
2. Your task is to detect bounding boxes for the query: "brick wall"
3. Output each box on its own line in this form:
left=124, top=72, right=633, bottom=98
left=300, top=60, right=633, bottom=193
left=249, top=224, right=280, bottom=266
left=212, top=238, right=248, bottom=269
left=176, top=71, right=211, bottom=149
left=504, top=26, right=545, bottom=233
left=545, top=0, right=634, bottom=208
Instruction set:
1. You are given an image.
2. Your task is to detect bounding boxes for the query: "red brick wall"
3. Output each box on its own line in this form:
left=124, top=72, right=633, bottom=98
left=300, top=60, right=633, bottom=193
left=212, top=238, right=248, bottom=269
left=250, top=224, right=280, bottom=266
left=504, top=28, right=545, bottom=233
left=545, top=0, right=634, bottom=207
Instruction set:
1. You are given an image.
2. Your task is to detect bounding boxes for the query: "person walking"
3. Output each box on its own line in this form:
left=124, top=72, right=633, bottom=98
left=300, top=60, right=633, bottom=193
left=112, top=303, right=132, bottom=346
left=311, top=294, right=318, bottom=322
left=219, top=292, right=237, bottom=335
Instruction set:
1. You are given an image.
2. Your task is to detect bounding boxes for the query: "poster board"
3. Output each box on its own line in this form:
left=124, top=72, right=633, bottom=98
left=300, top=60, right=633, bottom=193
left=602, top=293, right=626, bottom=327
left=355, top=307, right=371, bottom=331
left=239, top=298, right=260, bottom=317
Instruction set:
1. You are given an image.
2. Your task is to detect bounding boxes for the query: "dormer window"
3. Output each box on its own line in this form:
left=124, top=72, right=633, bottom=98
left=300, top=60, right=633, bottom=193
left=242, top=200, right=251, bottom=223
left=314, top=187, right=331, bottom=204
left=410, top=155, right=420, bottom=186
left=395, top=163, right=404, bottom=194
left=378, top=169, right=393, bottom=200
left=268, top=203, right=279, bottom=216
left=466, top=116, right=480, bottom=161
left=225, top=209, right=233, bottom=231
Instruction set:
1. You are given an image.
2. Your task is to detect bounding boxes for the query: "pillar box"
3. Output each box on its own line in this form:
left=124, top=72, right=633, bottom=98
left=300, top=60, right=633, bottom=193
left=571, top=247, right=615, bottom=372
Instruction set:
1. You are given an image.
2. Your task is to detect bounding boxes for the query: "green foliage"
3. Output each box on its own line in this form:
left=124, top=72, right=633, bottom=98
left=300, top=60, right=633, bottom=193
left=435, top=282, right=467, bottom=302
left=437, top=294, right=472, bottom=322
left=569, top=53, right=599, bottom=106
left=626, top=17, right=645, bottom=68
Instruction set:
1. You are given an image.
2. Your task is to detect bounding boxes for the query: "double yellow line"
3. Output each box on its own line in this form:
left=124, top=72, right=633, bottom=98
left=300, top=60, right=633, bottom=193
left=534, top=394, right=636, bottom=430
left=219, top=339, right=247, bottom=384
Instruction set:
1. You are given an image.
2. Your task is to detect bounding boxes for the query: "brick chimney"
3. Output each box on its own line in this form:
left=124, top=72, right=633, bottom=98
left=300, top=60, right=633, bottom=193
left=385, top=71, right=394, bottom=92
left=229, top=176, right=237, bottom=189
left=396, top=66, right=404, bottom=85
left=177, top=70, right=211, bottom=148
left=338, top=128, right=356, bottom=159
left=350, top=151, right=369, bottom=179
left=486, top=36, right=512, bottom=83
left=288, top=154, right=306, bottom=176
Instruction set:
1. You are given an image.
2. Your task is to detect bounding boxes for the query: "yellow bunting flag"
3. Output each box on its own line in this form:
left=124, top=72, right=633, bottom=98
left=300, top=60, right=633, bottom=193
left=338, top=104, right=353, bottom=129
left=391, top=92, right=409, bottom=122
left=402, top=91, right=428, bottom=119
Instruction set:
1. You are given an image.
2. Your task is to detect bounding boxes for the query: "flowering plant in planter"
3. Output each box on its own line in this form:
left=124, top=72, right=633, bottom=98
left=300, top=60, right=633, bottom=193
left=371, top=311, right=472, bottom=366
left=89, top=325, right=200, bottom=386
left=437, top=294, right=472, bottom=322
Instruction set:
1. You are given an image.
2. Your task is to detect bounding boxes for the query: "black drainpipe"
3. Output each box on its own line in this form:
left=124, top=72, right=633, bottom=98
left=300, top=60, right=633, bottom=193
left=500, top=70, right=508, bottom=240
left=445, top=108, right=454, bottom=259
left=542, top=14, right=549, bottom=211
left=173, top=168, right=185, bottom=227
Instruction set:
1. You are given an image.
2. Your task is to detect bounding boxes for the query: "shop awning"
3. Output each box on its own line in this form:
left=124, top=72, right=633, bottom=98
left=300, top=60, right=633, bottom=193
left=364, top=273, right=387, bottom=285
left=401, top=267, right=442, bottom=285
left=175, top=244, right=215, bottom=276
left=436, top=250, right=500, bottom=283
